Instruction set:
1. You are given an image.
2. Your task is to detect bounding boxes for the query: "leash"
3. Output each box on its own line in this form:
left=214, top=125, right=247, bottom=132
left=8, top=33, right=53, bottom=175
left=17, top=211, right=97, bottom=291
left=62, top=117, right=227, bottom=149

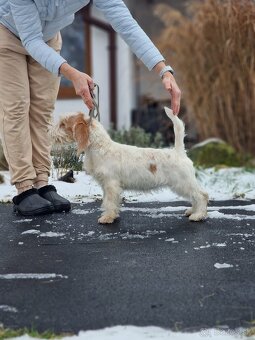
left=89, top=84, right=100, bottom=123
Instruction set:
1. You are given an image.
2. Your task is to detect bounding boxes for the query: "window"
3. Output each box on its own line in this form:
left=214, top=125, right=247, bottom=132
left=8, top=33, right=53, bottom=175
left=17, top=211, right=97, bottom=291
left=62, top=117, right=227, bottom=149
left=58, top=10, right=91, bottom=98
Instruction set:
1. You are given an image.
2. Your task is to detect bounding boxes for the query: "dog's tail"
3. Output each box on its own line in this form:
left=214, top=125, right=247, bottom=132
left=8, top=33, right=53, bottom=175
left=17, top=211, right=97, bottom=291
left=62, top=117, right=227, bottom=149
left=164, top=107, right=185, bottom=153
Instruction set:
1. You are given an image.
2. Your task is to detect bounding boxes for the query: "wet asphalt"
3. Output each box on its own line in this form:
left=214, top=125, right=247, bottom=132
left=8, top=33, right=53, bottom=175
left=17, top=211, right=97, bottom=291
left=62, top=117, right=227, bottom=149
left=0, top=199, right=254, bottom=334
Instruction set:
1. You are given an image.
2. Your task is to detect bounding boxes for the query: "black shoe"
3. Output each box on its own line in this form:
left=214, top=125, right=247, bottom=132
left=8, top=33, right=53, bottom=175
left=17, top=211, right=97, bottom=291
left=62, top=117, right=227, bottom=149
left=13, top=188, right=54, bottom=216
left=38, top=185, right=71, bottom=213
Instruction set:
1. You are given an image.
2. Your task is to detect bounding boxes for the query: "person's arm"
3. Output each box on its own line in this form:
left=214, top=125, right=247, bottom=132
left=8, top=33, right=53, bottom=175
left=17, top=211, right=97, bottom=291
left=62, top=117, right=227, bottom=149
left=94, top=0, right=181, bottom=114
left=9, top=0, right=94, bottom=109
left=9, top=0, right=66, bottom=75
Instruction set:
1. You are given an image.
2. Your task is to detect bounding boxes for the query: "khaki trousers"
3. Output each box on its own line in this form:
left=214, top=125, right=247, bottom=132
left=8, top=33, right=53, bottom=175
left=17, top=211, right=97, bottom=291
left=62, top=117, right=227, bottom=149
left=0, top=24, right=61, bottom=189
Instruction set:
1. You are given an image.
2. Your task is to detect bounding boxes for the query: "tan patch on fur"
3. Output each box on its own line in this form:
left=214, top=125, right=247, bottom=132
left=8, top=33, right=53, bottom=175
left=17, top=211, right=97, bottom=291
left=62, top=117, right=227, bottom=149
left=149, top=163, right=157, bottom=174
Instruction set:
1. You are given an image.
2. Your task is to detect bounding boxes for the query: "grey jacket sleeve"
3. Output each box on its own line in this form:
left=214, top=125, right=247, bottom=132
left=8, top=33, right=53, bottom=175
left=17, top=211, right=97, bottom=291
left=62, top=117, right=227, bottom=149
left=9, top=0, right=66, bottom=75
left=94, top=0, right=165, bottom=71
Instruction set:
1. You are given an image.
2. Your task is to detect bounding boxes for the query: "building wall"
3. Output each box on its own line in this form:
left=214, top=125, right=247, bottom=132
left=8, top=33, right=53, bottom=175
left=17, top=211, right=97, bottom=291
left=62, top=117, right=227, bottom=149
left=91, top=6, right=135, bottom=129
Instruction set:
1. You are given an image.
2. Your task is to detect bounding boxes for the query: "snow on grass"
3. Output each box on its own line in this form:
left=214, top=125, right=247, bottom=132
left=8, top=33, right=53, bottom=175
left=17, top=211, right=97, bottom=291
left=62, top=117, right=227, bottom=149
left=196, top=168, right=255, bottom=200
left=1, top=167, right=255, bottom=204
left=11, top=326, right=247, bottom=340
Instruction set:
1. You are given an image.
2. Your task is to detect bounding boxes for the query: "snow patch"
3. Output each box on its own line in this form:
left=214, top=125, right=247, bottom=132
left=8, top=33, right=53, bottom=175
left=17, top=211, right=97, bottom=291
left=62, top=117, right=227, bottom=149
left=0, top=273, right=68, bottom=280
left=0, top=305, right=18, bottom=313
left=39, top=232, right=65, bottom=238
left=21, top=230, right=40, bottom=235
left=208, top=211, right=255, bottom=220
left=214, top=263, right=234, bottom=269
left=72, top=209, right=95, bottom=215
left=14, top=219, right=33, bottom=223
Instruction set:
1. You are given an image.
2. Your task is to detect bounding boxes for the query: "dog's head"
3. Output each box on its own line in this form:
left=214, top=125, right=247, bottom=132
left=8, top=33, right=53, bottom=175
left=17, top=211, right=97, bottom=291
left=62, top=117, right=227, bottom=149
left=55, top=112, right=90, bottom=155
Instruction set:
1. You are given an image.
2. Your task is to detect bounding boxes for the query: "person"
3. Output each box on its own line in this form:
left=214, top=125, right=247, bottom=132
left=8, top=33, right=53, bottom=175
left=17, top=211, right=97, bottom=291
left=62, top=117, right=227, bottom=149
left=0, top=0, right=181, bottom=217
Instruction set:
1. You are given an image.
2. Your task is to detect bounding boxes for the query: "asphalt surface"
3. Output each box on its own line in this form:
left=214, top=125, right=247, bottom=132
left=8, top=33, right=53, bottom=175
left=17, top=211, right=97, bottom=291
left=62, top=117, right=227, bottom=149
left=0, top=200, right=254, bottom=334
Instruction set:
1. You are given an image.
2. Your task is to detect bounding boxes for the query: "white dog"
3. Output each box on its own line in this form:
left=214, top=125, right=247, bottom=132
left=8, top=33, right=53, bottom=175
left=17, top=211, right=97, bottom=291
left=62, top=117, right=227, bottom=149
left=53, top=108, right=208, bottom=224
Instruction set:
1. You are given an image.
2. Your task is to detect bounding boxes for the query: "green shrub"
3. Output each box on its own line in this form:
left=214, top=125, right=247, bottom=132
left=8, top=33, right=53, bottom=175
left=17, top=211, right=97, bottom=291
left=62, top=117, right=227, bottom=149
left=188, top=140, right=253, bottom=168
left=108, top=126, right=164, bottom=148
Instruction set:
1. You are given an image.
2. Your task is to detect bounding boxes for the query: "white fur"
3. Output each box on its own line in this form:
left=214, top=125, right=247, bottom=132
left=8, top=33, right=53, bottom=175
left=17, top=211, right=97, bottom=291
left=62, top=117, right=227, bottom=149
left=53, top=107, right=208, bottom=224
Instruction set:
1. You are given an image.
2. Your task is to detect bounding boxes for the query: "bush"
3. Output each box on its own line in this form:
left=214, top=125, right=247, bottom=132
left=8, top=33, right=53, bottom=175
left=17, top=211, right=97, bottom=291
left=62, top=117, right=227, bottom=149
left=51, top=143, right=83, bottom=172
left=108, top=126, right=164, bottom=148
left=188, top=140, right=253, bottom=168
left=156, top=0, right=255, bottom=155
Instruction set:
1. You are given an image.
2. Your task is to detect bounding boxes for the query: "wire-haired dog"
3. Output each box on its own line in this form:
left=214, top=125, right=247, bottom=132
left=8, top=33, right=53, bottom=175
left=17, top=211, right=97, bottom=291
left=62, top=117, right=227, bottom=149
left=53, top=108, right=208, bottom=224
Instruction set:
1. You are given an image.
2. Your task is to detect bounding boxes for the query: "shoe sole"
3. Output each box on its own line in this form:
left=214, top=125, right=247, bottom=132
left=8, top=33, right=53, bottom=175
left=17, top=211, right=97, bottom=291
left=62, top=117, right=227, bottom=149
left=13, top=206, right=54, bottom=217
left=53, top=204, right=71, bottom=213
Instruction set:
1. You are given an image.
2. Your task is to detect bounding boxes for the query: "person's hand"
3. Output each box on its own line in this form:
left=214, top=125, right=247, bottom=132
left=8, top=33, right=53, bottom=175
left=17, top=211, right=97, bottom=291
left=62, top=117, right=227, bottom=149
left=59, top=63, right=94, bottom=110
left=162, top=73, right=181, bottom=115
left=71, top=70, right=94, bottom=110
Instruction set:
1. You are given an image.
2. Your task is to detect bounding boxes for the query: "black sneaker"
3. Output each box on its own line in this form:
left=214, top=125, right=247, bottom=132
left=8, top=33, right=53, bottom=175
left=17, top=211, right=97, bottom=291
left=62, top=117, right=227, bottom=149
left=38, top=185, right=71, bottom=213
left=13, top=188, right=54, bottom=216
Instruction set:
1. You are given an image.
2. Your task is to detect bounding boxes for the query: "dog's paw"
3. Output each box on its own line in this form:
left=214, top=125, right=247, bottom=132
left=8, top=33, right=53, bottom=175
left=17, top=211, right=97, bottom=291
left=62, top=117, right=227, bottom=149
left=185, top=208, right=193, bottom=217
left=189, top=212, right=207, bottom=222
left=98, top=215, right=115, bottom=224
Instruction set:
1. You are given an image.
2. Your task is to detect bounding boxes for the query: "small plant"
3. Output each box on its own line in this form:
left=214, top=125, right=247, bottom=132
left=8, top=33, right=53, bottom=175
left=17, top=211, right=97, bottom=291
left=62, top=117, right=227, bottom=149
left=51, top=143, right=83, bottom=175
left=108, top=126, right=164, bottom=148
left=0, top=326, right=69, bottom=339
left=51, top=143, right=83, bottom=171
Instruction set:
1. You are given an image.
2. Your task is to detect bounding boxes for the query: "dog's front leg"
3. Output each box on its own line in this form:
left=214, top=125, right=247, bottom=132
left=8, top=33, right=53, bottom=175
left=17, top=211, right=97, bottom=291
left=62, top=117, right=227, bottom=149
left=98, top=180, right=122, bottom=224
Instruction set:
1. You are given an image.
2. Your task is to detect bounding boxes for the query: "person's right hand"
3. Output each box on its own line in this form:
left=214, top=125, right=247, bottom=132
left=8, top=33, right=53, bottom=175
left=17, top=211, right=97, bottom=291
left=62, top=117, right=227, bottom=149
left=71, top=70, right=94, bottom=110
left=59, top=63, right=94, bottom=110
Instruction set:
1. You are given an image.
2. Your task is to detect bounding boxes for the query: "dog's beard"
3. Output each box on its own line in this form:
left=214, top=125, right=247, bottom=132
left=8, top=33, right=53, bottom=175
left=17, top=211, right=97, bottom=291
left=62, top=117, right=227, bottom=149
left=49, top=125, right=73, bottom=144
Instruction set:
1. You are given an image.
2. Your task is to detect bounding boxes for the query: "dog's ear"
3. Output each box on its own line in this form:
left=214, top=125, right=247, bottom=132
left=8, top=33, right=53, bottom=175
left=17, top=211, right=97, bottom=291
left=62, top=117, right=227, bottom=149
left=73, top=119, right=90, bottom=155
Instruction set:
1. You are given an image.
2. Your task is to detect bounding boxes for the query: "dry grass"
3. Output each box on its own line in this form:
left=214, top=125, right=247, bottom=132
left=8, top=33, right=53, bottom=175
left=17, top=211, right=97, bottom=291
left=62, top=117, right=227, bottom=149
left=156, top=0, right=255, bottom=155
left=246, top=327, right=255, bottom=337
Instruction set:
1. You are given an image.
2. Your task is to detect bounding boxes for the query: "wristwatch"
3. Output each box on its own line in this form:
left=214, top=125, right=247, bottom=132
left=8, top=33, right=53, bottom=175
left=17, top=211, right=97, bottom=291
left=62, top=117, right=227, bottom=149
left=159, top=65, right=174, bottom=79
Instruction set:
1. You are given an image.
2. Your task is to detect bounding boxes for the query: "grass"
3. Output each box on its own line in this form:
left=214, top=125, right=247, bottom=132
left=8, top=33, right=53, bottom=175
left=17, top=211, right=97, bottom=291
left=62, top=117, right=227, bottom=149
left=0, top=326, right=71, bottom=339
left=246, top=327, right=255, bottom=337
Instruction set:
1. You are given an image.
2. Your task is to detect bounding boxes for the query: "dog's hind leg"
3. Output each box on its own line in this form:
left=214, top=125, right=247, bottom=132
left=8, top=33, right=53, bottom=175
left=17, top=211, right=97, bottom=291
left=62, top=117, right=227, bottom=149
left=188, top=189, right=209, bottom=221
left=170, top=176, right=208, bottom=222
left=98, top=179, right=122, bottom=224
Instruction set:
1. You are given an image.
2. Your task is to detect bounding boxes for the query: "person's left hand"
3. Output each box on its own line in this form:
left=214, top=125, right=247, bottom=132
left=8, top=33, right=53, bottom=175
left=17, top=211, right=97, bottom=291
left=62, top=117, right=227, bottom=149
left=162, top=73, right=181, bottom=115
